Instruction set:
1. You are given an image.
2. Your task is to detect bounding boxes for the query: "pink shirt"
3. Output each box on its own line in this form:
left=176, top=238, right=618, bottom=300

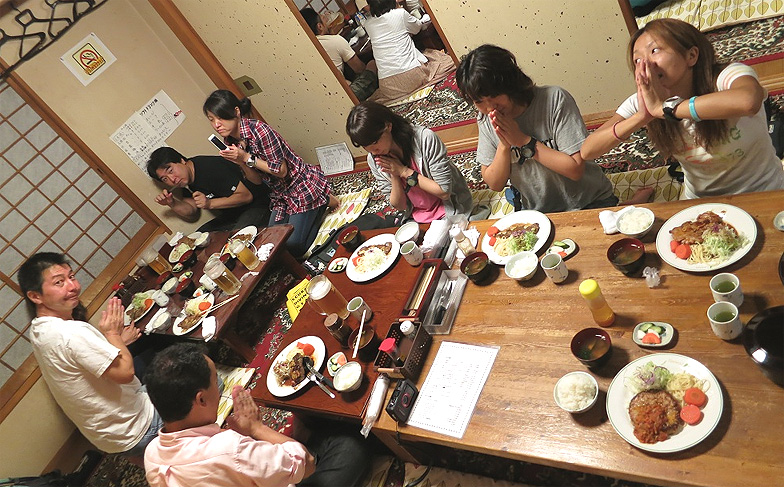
left=145, top=424, right=309, bottom=487
left=404, top=158, right=445, bottom=223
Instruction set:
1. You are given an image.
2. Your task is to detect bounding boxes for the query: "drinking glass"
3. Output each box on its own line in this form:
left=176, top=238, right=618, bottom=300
left=141, top=247, right=172, bottom=275
left=307, top=274, right=349, bottom=319
left=204, top=257, right=241, bottom=295
left=229, top=239, right=261, bottom=270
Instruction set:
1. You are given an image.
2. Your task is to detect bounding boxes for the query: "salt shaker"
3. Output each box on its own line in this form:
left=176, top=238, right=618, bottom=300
left=399, top=320, right=416, bottom=336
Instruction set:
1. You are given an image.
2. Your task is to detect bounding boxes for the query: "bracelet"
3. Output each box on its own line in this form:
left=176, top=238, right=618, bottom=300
left=611, top=121, right=629, bottom=142
left=688, top=96, right=701, bottom=122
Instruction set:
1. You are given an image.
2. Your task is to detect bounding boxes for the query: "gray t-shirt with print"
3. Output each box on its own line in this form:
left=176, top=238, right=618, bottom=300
left=476, top=85, right=614, bottom=212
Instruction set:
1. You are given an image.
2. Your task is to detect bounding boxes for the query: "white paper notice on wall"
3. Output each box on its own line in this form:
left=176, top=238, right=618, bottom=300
left=60, top=33, right=116, bottom=86
left=110, top=90, right=186, bottom=170
left=315, top=142, right=354, bottom=175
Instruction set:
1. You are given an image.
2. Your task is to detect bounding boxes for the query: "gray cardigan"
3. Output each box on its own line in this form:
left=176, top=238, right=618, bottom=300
left=367, top=125, right=473, bottom=220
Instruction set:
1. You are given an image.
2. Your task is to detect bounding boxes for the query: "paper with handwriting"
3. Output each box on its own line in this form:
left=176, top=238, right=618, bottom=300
left=407, top=342, right=499, bottom=438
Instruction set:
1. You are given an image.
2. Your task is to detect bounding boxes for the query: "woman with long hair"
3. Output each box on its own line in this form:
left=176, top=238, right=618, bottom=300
left=346, top=101, right=472, bottom=222
left=581, top=18, right=784, bottom=199
left=456, top=44, right=617, bottom=212
left=203, top=90, right=331, bottom=257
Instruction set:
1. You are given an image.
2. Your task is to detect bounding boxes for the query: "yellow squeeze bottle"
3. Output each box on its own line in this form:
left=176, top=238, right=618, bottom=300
left=579, top=279, right=615, bottom=327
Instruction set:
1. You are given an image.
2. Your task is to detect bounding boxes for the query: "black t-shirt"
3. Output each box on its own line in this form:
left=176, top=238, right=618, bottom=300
left=184, top=156, right=270, bottom=208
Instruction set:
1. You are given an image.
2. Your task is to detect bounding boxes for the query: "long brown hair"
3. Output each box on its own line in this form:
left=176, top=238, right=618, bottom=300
left=628, top=19, right=728, bottom=157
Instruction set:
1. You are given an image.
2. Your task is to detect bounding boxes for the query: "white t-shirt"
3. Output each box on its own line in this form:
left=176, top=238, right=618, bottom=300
left=363, top=8, right=427, bottom=79
left=317, top=34, right=355, bottom=73
left=30, top=315, right=154, bottom=453
left=616, top=63, right=784, bottom=199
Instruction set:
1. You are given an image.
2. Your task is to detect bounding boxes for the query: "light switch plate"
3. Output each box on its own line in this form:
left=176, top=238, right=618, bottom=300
left=234, top=76, right=262, bottom=96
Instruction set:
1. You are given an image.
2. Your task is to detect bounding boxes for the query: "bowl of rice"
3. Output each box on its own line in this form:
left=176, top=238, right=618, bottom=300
left=554, top=371, right=598, bottom=413
left=616, top=207, right=655, bottom=239
left=504, top=251, right=538, bottom=281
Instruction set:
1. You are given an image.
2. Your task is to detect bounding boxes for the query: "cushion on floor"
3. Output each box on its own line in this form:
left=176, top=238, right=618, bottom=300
left=362, top=455, right=535, bottom=487
left=305, top=188, right=372, bottom=257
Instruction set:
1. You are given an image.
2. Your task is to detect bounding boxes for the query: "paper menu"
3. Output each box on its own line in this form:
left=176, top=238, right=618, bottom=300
left=315, top=142, right=354, bottom=175
left=407, top=341, right=499, bottom=438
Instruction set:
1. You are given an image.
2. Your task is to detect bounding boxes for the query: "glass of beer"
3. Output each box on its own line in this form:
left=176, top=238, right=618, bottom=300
left=228, top=239, right=261, bottom=270
left=307, top=275, right=349, bottom=319
left=140, top=247, right=172, bottom=275
left=204, top=257, right=242, bottom=295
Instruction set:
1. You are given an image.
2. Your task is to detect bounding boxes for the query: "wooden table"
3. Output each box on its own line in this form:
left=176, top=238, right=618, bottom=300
left=369, top=190, right=784, bottom=487
left=133, top=225, right=305, bottom=361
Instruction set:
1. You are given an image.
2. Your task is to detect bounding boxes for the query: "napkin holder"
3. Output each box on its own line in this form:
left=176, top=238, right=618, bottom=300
left=374, top=321, right=432, bottom=381
left=400, top=259, right=447, bottom=322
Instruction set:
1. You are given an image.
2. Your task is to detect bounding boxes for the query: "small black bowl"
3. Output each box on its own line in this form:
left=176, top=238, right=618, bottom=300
left=571, top=327, right=612, bottom=368
left=744, top=306, right=784, bottom=387
left=178, top=249, right=198, bottom=269
left=461, top=252, right=492, bottom=283
left=607, top=238, right=645, bottom=276
left=338, top=225, right=363, bottom=251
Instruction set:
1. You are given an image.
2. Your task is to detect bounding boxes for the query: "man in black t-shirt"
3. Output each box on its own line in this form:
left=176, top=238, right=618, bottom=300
left=147, top=147, right=270, bottom=232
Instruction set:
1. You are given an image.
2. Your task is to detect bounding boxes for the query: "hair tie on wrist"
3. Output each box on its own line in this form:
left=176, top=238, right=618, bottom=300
left=689, top=96, right=701, bottom=122
left=611, top=121, right=628, bottom=142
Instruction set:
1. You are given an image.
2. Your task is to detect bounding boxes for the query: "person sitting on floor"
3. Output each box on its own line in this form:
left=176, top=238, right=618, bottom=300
left=581, top=18, right=784, bottom=199
left=300, top=7, right=379, bottom=101
left=147, top=147, right=271, bottom=233
left=18, top=252, right=162, bottom=458
left=347, top=101, right=473, bottom=222
left=364, top=0, right=454, bottom=105
left=144, top=343, right=370, bottom=487
left=456, top=44, right=618, bottom=212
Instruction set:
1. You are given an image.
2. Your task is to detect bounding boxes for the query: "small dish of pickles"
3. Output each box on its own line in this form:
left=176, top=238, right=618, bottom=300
left=632, top=321, right=674, bottom=348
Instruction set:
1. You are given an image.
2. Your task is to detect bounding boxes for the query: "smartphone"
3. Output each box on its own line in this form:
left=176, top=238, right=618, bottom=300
left=208, top=134, right=227, bottom=151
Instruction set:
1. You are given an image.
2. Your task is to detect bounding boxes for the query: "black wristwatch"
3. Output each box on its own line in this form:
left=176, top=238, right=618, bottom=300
left=662, top=96, right=685, bottom=121
left=512, top=137, right=537, bottom=164
left=405, top=170, right=419, bottom=190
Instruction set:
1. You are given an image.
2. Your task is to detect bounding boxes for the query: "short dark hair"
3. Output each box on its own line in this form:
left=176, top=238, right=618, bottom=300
left=368, top=0, right=395, bottom=17
left=456, top=44, right=535, bottom=108
left=146, top=147, right=186, bottom=180
left=346, top=101, right=416, bottom=168
left=203, top=89, right=252, bottom=120
left=300, top=7, right=320, bottom=35
left=18, top=252, right=69, bottom=307
left=144, top=343, right=211, bottom=423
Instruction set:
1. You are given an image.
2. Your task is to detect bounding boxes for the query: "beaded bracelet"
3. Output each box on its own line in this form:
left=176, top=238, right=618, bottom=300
left=689, top=96, right=701, bottom=122
left=611, top=121, right=629, bottom=142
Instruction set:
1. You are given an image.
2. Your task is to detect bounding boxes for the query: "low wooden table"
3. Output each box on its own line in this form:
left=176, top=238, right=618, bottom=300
left=133, top=225, right=305, bottom=361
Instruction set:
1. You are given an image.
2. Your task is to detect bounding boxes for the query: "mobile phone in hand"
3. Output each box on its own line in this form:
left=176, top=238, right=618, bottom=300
left=208, top=134, right=227, bottom=151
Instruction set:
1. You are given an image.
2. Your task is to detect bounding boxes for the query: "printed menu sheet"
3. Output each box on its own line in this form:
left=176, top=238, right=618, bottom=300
left=407, top=341, right=499, bottom=438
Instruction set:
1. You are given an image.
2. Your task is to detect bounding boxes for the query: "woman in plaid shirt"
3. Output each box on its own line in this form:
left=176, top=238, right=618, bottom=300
left=203, top=90, right=333, bottom=257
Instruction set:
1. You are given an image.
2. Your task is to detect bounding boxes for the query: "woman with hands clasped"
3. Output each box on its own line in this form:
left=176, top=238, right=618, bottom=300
left=456, top=45, right=617, bottom=213
left=203, top=90, right=333, bottom=257
left=346, top=101, right=472, bottom=222
left=581, top=19, right=784, bottom=199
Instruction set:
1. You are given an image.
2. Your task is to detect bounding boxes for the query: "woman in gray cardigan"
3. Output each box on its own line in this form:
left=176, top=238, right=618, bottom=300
left=346, top=101, right=473, bottom=222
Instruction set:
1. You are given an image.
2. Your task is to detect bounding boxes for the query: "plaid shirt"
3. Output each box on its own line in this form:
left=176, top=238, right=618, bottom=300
left=234, top=118, right=330, bottom=221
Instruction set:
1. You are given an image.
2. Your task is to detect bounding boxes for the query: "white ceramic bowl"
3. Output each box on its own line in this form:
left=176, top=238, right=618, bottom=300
left=616, top=207, right=655, bottom=238
left=395, top=221, right=420, bottom=245
left=333, top=361, right=362, bottom=392
left=504, top=251, right=539, bottom=281
left=553, top=371, right=599, bottom=413
left=189, top=231, right=211, bottom=248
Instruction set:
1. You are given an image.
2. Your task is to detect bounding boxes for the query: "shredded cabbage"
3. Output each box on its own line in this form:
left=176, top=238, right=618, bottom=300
left=700, top=226, right=747, bottom=261
left=508, top=231, right=538, bottom=254
left=625, top=361, right=672, bottom=394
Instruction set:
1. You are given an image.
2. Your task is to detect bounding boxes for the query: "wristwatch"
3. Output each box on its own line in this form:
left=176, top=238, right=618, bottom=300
left=662, top=96, right=685, bottom=121
left=512, top=137, right=538, bottom=164
left=405, top=170, right=419, bottom=190
left=245, top=154, right=256, bottom=168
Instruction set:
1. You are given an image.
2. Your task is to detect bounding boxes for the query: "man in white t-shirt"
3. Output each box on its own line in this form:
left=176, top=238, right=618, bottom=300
left=18, top=252, right=161, bottom=457
left=300, top=7, right=378, bottom=100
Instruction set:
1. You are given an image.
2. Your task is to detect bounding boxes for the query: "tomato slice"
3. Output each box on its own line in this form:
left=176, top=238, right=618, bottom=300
left=352, top=255, right=361, bottom=266
left=489, top=236, right=497, bottom=246
left=487, top=226, right=500, bottom=237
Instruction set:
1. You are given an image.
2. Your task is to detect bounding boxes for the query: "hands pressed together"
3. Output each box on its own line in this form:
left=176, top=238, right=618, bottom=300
left=375, top=153, right=408, bottom=178
left=490, top=110, right=529, bottom=149
left=98, top=297, right=140, bottom=345
left=227, top=385, right=262, bottom=438
left=634, top=59, right=671, bottom=121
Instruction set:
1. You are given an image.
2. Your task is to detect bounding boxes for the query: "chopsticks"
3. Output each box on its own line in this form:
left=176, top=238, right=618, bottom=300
left=206, top=294, right=239, bottom=314
left=353, top=309, right=366, bottom=359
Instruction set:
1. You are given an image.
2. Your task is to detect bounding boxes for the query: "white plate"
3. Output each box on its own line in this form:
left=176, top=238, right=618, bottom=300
left=168, top=239, right=195, bottom=263
left=172, top=294, right=215, bottom=336
left=632, top=321, right=674, bottom=348
left=655, top=203, right=756, bottom=272
left=606, top=353, right=723, bottom=453
left=266, top=336, right=326, bottom=397
left=124, top=291, right=156, bottom=325
left=345, top=233, right=400, bottom=283
left=221, top=225, right=258, bottom=255
left=481, top=210, right=552, bottom=265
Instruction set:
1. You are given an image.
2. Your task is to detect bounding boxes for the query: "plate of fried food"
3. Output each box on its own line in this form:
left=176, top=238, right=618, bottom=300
left=124, top=291, right=156, bottom=325
left=221, top=226, right=257, bottom=255
left=606, top=353, right=722, bottom=453
left=655, top=203, right=756, bottom=272
left=169, top=234, right=197, bottom=263
left=481, top=210, right=552, bottom=265
left=266, top=336, right=326, bottom=397
left=172, top=294, right=214, bottom=336
left=346, top=233, right=400, bottom=283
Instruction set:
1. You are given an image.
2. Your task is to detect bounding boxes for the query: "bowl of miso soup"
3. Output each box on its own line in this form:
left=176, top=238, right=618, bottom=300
left=607, top=238, right=645, bottom=276
left=570, top=327, right=612, bottom=368
left=460, top=252, right=494, bottom=284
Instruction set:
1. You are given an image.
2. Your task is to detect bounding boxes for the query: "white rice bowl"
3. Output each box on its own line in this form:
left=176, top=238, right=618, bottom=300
left=617, top=208, right=655, bottom=238
left=554, top=371, right=598, bottom=413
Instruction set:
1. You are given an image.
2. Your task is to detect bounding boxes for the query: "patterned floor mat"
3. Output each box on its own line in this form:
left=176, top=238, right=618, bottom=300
left=391, top=72, right=477, bottom=131
left=707, top=14, right=784, bottom=64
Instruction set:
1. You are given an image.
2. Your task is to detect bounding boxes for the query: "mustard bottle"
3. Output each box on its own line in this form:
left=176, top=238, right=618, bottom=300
left=579, top=279, right=615, bottom=327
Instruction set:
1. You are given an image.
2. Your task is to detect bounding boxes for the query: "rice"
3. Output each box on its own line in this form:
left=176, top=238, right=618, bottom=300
left=618, top=209, right=653, bottom=235
left=556, top=373, right=597, bottom=411
left=508, top=253, right=538, bottom=277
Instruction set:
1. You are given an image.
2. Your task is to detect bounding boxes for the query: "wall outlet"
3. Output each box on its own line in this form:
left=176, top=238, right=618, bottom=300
left=234, top=76, right=262, bottom=96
